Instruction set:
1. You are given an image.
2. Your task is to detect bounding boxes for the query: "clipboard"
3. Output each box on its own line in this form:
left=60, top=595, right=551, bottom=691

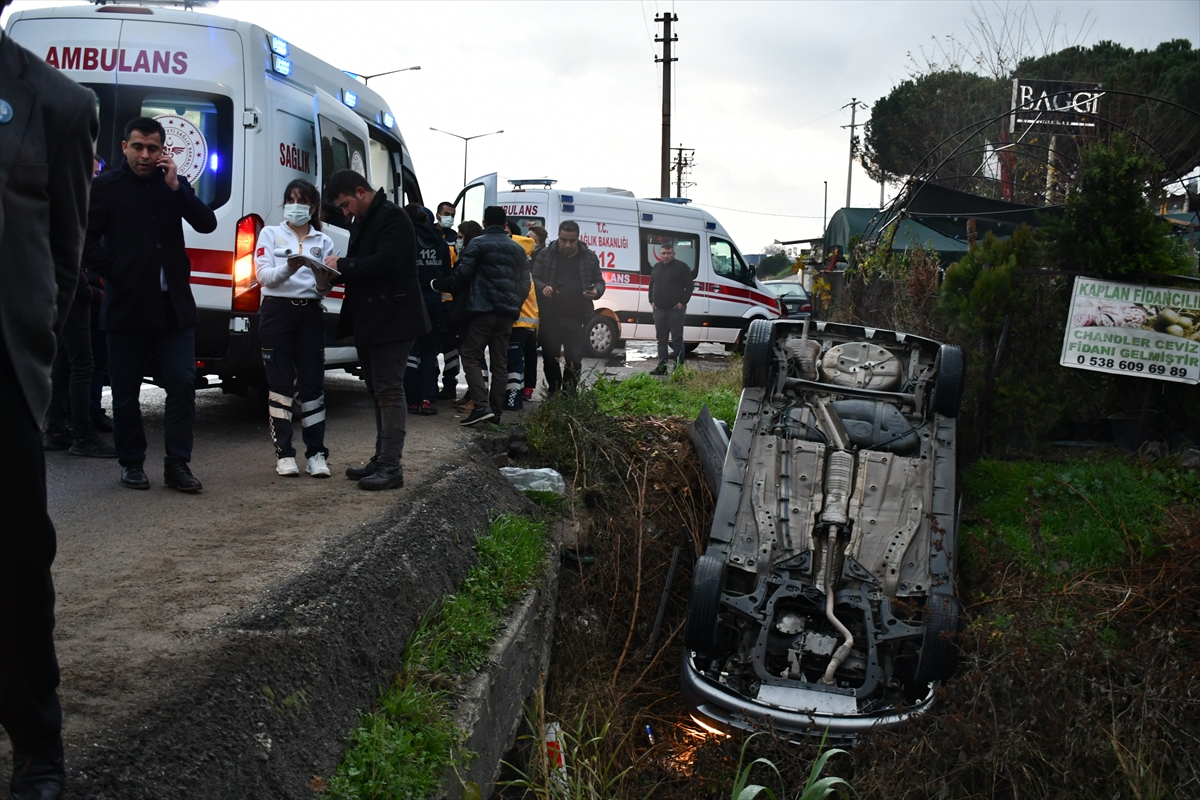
left=274, top=248, right=341, bottom=275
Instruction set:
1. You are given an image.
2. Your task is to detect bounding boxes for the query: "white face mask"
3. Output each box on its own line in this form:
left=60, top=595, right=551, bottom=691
left=455, top=238, right=465, bottom=251
left=440, top=215, right=455, bottom=228
left=283, top=203, right=312, bottom=226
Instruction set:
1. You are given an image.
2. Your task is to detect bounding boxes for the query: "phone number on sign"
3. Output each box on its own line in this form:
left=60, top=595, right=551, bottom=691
left=1075, top=355, right=1193, bottom=379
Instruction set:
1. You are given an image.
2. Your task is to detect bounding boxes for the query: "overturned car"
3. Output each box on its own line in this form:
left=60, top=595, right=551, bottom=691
left=683, top=318, right=964, bottom=740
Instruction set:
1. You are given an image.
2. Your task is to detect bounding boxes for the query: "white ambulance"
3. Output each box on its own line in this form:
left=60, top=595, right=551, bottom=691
left=5, top=1, right=423, bottom=393
left=455, top=176, right=781, bottom=357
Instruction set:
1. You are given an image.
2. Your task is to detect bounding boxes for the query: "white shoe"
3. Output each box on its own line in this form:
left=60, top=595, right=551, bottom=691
left=277, top=456, right=300, bottom=476
left=305, top=452, right=331, bottom=478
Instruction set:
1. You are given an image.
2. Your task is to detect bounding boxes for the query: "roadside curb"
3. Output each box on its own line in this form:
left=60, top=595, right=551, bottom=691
left=441, top=543, right=560, bottom=799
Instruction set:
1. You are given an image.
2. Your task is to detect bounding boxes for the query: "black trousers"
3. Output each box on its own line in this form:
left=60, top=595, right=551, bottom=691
left=523, top=327, right=538, bottom=390
left=654, top=306, right=686, bottom=366
left=461, top=312, right=512, bottom=412
left=540, top=316, right=586, bottom=394
left=357, top=338, right=414, bottom=468
left=506, top=327, right=530, bottom=410
left=0, top=342, right=62, bottom=756
left=259, top=297, right=327, bottom=459
left=107, top=322, right=196, bottom=468
left=46, top=292, right=94, bottom=437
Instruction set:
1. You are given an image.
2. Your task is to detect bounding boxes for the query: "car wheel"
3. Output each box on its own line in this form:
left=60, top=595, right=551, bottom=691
left=931, top=344, right=965, bottom=418
left=684, top=342, right=701, bottom=353
left=684, top=554, right=726, bottom=654
left=741, top=319, right=775, bottom=388
left=586, top=315, right=620, bottom=358
left=914, top=593, right=962, bottom=685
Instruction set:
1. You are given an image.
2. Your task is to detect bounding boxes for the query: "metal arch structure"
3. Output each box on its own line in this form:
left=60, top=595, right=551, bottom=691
left=856, top=90, right=1200, bottom=255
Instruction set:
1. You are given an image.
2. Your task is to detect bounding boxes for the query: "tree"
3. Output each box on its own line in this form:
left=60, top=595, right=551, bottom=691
left=1042, top=134, right=1191, bottom=278
left=756, top=244, right=792, bottom=278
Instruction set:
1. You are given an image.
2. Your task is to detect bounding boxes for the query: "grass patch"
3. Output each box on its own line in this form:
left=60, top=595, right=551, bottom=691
left=592, top=362, right=742, bottom=426
left=961, top=455, right=1199, bottom=574
left=328, top=514, right=547, bottom=799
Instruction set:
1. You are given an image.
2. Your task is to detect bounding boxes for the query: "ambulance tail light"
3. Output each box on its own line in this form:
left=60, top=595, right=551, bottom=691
left=232, top=213, right=263, bottom=313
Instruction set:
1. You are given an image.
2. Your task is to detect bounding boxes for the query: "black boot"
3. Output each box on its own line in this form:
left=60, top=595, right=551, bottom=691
left=163, top=461, right=203, bottom=492
left=357, top=464, right=403, bottom=490
left=9, top=736, right=65, bottom=800
left=345, top=455, right=379, bottom=480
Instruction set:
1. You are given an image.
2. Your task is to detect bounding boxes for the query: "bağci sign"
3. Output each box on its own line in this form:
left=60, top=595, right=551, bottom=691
left=1010, top=79, right=1103, bottom=135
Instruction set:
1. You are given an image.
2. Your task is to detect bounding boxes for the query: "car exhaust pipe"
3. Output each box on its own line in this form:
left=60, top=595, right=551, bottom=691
left=819, top=531, right=855, bottom=685
left=818, top=449, right=856, bottom=686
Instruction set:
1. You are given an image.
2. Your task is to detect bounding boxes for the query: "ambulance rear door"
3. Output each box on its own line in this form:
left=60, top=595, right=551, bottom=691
left=454, top=173, right=498, bottom=229
left=568, top=192, right=641, bottom=335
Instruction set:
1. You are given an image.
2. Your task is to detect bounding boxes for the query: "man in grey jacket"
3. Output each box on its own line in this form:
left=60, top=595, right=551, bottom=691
left=0, top=18, right=98, bottom=799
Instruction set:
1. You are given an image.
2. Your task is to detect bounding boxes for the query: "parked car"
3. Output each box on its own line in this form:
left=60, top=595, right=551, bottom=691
left=763, top=279, right=813, bottom=319
left=682, top=318, right=965, bottom=741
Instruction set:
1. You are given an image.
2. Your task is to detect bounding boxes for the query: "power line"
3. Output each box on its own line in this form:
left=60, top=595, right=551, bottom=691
left=690, top=203, right=824, bottom=219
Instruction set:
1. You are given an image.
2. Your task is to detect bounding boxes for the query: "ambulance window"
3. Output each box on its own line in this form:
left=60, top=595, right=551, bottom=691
left=401, top=165, right=423, bottom=206
left=138, top=91, right=233, bottom=209
left=368, top=138, right=397, bottom=201
left=510, top=218, right=544, bottom=235
left=710, top=237, right=755, bottom=286
left=642, top=229, right=699, bottom=276
left=318, top=115, right=367, bottom=195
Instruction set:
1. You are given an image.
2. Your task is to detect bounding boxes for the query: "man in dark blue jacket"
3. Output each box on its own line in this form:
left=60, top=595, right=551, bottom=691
left=432, top=206, right=528, bottom=425
left=324, top=170, right=429, bottom=489
left=85, top=116, right=217, bottom=493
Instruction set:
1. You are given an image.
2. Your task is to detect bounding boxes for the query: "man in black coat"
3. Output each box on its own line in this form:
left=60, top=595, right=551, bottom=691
left=324, top=170, right=429, bottom=489
left=531, top=220, right=605, bottom=394
left=0, top=19, right=98, bottom=798
left=648, top=243, right=694, bottom=374
left=85, top=116, right=217, bottom=493
left=431, top=206, right=528, bottom=425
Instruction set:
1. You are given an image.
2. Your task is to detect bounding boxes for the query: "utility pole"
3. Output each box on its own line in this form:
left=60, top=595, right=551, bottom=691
left=823, top=180, right=828, bottom=233
left=671, top=145, right=695, bottom=197
left=841, top=98, right=867, bottom=208
left=655, top=13, right=678, bottom=199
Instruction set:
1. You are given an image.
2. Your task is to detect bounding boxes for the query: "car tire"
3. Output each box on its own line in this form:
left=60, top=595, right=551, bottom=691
left=684, top=342, right=701, bottom=353
left=914, top=593, right=962, bottom=685
left=586, top=315, right=620, bottom=358
left=684, top=554, right=726, bottom=655
left=931, top=344, right=965, bottom=418
left=742, top=319, right=774, bottom=388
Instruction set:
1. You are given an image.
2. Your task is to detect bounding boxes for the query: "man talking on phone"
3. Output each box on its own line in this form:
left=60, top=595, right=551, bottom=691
left=85, top=117, right=217, bottom=492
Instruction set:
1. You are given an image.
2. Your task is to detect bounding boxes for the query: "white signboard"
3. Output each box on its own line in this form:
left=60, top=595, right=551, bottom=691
left=154, top=114, right=208, bottom=186
left=1061, top=276, right=1200, bottom=385
left=579, top=220, right=639, bottom=273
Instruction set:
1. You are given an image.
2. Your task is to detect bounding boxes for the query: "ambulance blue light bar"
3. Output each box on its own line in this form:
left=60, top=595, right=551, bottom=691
left=270, top=35, right=288, bottom=57
left=342, top=89, right=358, bottom=109
left=272, top=55, right=292, bottom=76
left=382, top=112, right=395, bottom=129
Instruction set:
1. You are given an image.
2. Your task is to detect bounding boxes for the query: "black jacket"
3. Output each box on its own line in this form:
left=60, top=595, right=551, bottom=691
left=333, top=191, right=430, bottom=345
left=413, top=220, right=452, bottom=289
left=531, top=239, right=606, bottom=320
left=85, top=160, right=217, bottom=330
left=648, top=258, right=695, bottom=309
left=0, top=32, right=97, bottom=422
left=435, top=226, right=529, bottom=319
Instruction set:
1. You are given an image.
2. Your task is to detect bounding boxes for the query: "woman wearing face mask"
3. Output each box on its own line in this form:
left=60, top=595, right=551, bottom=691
left=253, top=179, right=337, bottom=477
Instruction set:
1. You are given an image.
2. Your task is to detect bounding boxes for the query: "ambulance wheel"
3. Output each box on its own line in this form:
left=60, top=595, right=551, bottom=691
left=931, top=345, right=965, bottom=418
left=685, top=554, right=726, bottom=655
left=742, top=319, right=775, bottom=388
left=586, top=315, right=621, bottom=358
left=685, top=342, right=701, bottom=353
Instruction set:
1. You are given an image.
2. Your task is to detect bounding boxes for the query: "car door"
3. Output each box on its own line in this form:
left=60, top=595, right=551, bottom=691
left=453, top=172, right=499, bottom=229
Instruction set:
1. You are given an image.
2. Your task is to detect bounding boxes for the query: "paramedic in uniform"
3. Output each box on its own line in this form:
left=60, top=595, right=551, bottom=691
left=532, top=220, right=605, bottom=395
left=253, top=178, right=335, bottom=478
left=435, top=200, right=461, bottom=399
left=323, top=169, right=429, bottom=490
left=85, top=116, right=217, bottom=492
left=0, top=13, right=98, bottom=796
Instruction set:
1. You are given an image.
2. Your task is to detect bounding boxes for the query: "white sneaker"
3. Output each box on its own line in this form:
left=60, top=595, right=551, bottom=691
left=276, top=456, right=300, bottom=476
left=305, top=452, right=331, bottom=478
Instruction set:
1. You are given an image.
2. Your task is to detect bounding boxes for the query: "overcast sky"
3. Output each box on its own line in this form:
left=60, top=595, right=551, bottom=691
left=5, top=0, right=1197, bottom=252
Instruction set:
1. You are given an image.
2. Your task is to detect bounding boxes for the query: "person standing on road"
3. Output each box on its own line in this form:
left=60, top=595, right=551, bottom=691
left=431, top=206, right=528, bottom=425
left=324, top=170, right=429, bottom=490
left=403, top=203, right=451, bottom=416
left=435, top=200, right=461, bottom=399
left=86, top=117, right=218, bottom=493
left=532, top=221, right=605, bottom=395
left=0, top=16, right=98, bottom=797
left=505, top=220, right=538, bottom=412
left=648, top=243, right=693, bottom=375
left=522, top=225, right=548, bottom=401
left=253, top=179, right=335, bottom=478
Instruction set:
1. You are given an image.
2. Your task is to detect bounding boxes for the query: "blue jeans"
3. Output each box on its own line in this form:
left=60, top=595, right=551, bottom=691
left=107, top=320, right=196, bottom=468
left=259, top=297, right=327, bottom=459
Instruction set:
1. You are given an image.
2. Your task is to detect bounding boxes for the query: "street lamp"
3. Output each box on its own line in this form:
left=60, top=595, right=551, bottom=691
left=343, top=65, right=421, bottom=85
left=429, top=127, right=504, bottom=185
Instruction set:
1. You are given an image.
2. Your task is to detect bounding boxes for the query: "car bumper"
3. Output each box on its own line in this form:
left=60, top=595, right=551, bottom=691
left=681, top=653, right=937, bottom=740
